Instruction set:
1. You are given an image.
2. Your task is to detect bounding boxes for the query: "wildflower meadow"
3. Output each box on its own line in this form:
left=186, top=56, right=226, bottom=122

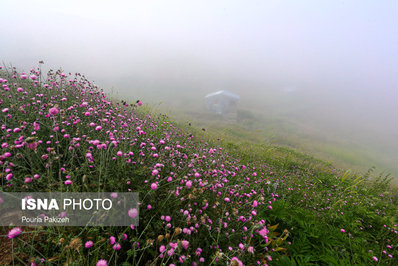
left=0, top=65, right=397, bottom=265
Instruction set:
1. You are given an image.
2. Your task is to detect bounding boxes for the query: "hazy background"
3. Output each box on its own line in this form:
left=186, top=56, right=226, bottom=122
left=1, top=0, right=397, bottom=179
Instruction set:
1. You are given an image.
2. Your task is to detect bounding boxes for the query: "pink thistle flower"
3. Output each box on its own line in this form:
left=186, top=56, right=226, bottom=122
left=96, top=259, right=108, bottom=266
left=24, top=177, right=32, bottom=183
left=231, top=257, right=243, bottom=266
left=186, top=180, right=192, bottom=188
left=8, top=227, right=22, bottom=239
left=128, top=208, right=138, bottom=218
left=49, top=107, right=59, bottom=115
left=29, top=74, right=37, bottom=80
left=340, top=229, right=345, bottom=233
left=27, top=142, right=38, bottom=150
left=2, top=108, right=9, bottom=113
left=137, top=101, right=142, bottom=106
left=95, top=126, right=102, bottom=131
left=110, top=236, right=116, bottom=245
left=372, top=256, right=378, bottom=262
left=248, top=246, right=254, bottom=254
left=113, top=243, right=121, bottom=250
left=259, top=227, right=269, bottom=238
left=33, top=122, right=40, bottom=131
left=20, top=74, right=27, bottom=79
left=64, top=180, right=73, bottom=185
left=6, top=173, right=13, bottom=181
left=181, top=240, right=189, bottom=250
left=116, top=151, right=123, bottom=157
left=159, top=245, right=166, bottom=253
left=85, top=241, right=93, bottom=248
left=151, top=183, right=158, bottom=190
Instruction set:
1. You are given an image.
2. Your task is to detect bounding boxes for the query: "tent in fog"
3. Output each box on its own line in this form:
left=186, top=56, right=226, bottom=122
left=205, top=90, right=240, bottom=115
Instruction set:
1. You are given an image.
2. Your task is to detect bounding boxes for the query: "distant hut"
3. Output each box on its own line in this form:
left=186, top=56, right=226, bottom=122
left=205, top=90, right=240, bottom=120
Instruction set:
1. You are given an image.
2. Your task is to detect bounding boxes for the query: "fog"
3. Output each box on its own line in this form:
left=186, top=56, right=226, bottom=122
left=1, top=0, right=397, bottom=177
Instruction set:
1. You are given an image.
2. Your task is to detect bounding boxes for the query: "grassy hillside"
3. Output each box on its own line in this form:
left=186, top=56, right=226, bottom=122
left=114, top=84, right=398, bottom=181
left=0, top=66, right=397, bottom=265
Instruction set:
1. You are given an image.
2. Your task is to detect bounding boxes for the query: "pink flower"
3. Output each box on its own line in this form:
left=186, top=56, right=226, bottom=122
left=181, top=240, right=189, bottom=250
left=33, top=122, right=40, bottom=130
left=110, top=236, right=116, bottom=245
left=259, top=227, right=269, bottom=238
left=2, top=108, right=9, bottom=113
left=20, top=74, right=27, bottom=79
left=116, top=151, right=123, bottom=157
left=95, top=126, right=102, bottom=131
left=159, top=245, right=166, bottom=253
left=231, top=257, right=243, bottom=266
left=30, top=74, right=37, bottom=80
left=340, top=229, right=345, bottom=233
left=113, top=243, right=121, bottom=250
left=85, top=241, right=93, bottom=248
left=8, top=227, right=22, bottom=239
left=64, top=180, right=73, bottom=185
left=6, top=173, right=13, bottom=181
left=372, top=256, right=378, bottom=262
left=27, top=142, right=38, bottom=150
left=248, top=246, right=254, bottom=254
left=128, top=208, right=138, bottom=218
left=137, top=101, right=142, bottom=106
left=96, top=259, right=108, bottom=266
left=151, top=183, right=158, bottom=190
left=24, top=177, right=32, bottom=183
left=186, top=180, right=192, bottom=188
left=49, top=107, right=59, bottom=115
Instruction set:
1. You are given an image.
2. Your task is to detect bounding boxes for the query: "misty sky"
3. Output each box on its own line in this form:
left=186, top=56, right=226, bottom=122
left=1, top=0, right=397, bottom=173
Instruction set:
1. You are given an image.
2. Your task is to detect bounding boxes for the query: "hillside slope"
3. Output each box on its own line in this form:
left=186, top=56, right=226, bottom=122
left=0, top=66, right=397, bottom=265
